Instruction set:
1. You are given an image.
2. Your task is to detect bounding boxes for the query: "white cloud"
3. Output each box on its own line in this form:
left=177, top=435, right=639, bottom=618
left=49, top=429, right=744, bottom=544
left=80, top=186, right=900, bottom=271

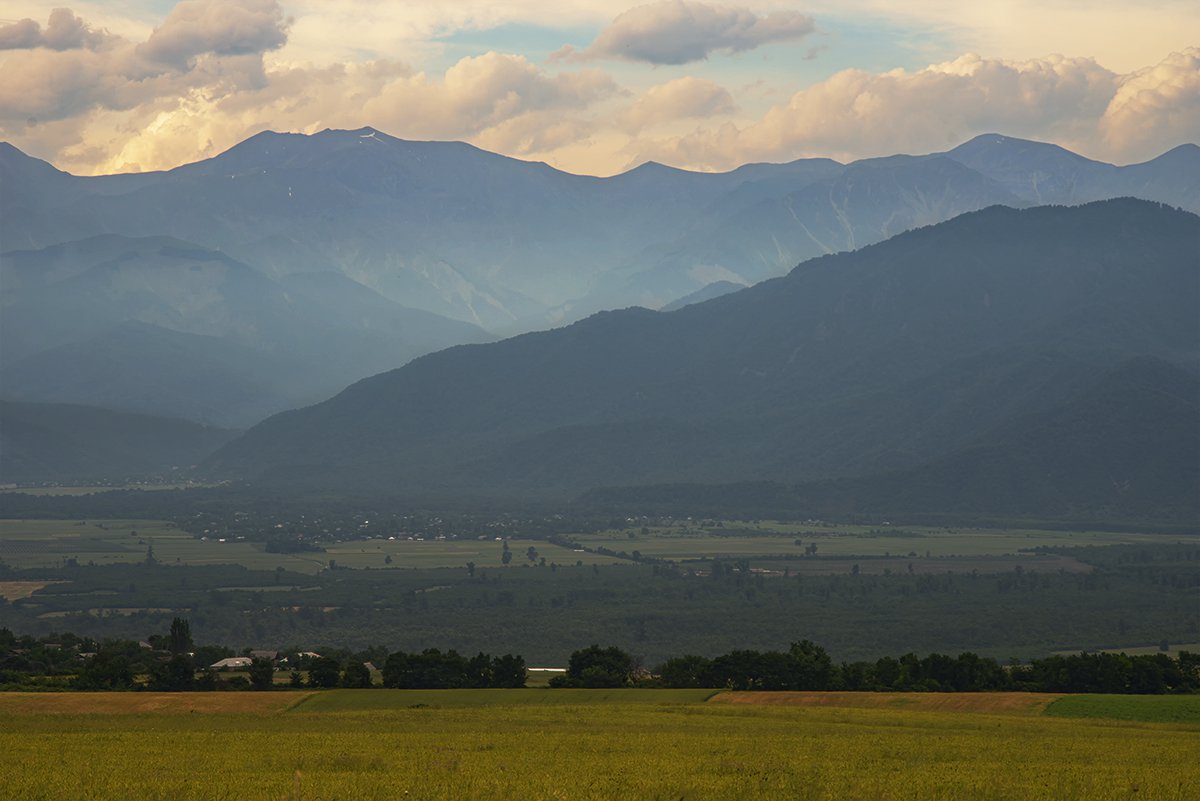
left=1, top=3, right=1194, bottom=177
left=563, top=1, right=816, bottom=65
left=1101, top=48, right=1200, bottom=159
left=628, top=50, right=1196, bottom=170
left=620, top=76, right=735, bottom=131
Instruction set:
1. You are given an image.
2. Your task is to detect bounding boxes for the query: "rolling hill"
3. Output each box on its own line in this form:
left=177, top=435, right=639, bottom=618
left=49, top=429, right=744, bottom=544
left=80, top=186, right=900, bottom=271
left=0, top=400, right=237, bottom=484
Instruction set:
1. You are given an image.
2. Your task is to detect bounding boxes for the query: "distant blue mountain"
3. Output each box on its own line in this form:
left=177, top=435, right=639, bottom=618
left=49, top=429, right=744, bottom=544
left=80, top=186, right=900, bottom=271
left=2, top=131, right=1196, bottom=430
left=203, top=199, right=1200, bottom=519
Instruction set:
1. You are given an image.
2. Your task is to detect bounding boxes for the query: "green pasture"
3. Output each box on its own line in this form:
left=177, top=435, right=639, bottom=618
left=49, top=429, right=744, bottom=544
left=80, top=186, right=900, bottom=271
left=571, top=523, right=1194, bottom=565
left=0, top=519, right=621, bottom=573
left=1045, top=694, right=1200, bottom=723
left=320, top=537, right=624, bottom=570
left=1, top=693, right=1196, bottom=801
left=293, top=688, right=717, bottom=711
left=0, top=483, right=222, bottom=496
left=0, top=519, right=327, bottom=572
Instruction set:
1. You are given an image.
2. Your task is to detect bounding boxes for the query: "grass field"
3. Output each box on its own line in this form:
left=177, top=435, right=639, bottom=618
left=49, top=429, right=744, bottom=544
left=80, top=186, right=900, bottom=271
left=0, top=483, right=223, bottom=496
left=713, top=690, right=1060, bottom=715
left=293, top=688, right=718, bottom=710
left=572, top=523, right=1193, bottom=568
left=0, top=690, right=1196, bottom=800
left=0, top=519, right=621, bottom=572
left=3, top=517, right=1190, bottom=575
left=1044, top=694, right=1200, bottom=723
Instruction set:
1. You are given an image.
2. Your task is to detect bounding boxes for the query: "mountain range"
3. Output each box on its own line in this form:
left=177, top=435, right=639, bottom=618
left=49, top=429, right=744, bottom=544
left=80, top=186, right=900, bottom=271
left=0, top=234, right=490, bottom=427
left=202, top=199, right=1200, bottom=519
left=4, top=131, right=1196, bottom=336
left=3, top=130, right=1197, bottom=434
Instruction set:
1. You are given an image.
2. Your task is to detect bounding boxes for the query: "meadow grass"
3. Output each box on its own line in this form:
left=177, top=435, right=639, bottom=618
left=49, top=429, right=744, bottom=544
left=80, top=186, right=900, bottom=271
left=292, top=688, right=718, bottom=711
left=3, top=517, right=1187, bottom=574
left=0, top=519, right=619, bottom=572
left=1044, top=694, right=1200, bottom=723
left=0, top=693, right=1196, bottom=801
left=572, top=523, right=1191, bottom=562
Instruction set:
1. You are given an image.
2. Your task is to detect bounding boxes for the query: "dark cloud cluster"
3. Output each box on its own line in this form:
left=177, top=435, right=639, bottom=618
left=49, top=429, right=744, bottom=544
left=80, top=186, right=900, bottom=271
left=136, top=0, right=290, bottom=69
left=0, top=8, right=113, bottom=51
left=0, top=1, right=290, bottom=124
left=559, top=0, right=815, bottom=65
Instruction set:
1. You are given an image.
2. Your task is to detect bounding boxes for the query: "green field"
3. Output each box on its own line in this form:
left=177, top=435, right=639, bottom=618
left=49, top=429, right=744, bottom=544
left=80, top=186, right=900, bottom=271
left=0, top=691, right=1196, bottom=800
left=0, top=519, right=621, bottom=573
left=3, top=518, right=1190, bottom=576
left=572, top=523, right=1192, bottom=564
left=293, top=688, right=718, bottom=710
left=0, top=483, right=224, bottom=496
left=1045, top=694, right=1200, bottom=723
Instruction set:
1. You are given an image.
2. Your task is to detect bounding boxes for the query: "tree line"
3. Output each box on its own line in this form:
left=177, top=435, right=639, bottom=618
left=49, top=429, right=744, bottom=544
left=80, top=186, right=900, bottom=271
left=653, top=642, right=1200, bottom=694
left=4, top=621, right=1198, bottom=694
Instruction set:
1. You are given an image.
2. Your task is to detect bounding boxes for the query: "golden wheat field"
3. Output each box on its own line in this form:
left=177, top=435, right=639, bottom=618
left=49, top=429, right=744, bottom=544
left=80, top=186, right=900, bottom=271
left=0, top=691, right=1196, bottom=801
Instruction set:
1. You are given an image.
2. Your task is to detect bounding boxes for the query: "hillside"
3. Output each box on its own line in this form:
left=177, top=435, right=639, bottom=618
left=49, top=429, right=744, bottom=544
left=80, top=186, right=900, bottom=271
left=204, top=199, right=1200, bottom=516
left=0, top=400, right=237, bottom=484
left=0, top=235, right=491, bottom=426
left=583, top=357, right=1200, bottom=520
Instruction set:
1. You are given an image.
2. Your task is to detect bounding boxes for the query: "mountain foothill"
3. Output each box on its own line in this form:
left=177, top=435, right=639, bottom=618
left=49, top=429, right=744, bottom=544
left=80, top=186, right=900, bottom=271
left=1, top=128, right=1196, bottom=520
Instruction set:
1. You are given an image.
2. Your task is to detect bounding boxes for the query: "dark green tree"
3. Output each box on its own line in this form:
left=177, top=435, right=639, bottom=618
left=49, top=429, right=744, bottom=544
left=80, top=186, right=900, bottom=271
left=556, top=645, right=634, bottom=688
left=341, top=661, right=372, bottom=688
left=308, top=656, right=341, bottom=688
left=167, top=617, right=193, bottom=655
left=147, top=653, right=196, bottom=691
left=248, top=657, right=275, bottom=691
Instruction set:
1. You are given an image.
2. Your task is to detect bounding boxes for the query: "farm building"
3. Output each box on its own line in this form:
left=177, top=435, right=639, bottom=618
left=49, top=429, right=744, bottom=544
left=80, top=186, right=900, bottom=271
left=210, top=657, right=253, bottom=670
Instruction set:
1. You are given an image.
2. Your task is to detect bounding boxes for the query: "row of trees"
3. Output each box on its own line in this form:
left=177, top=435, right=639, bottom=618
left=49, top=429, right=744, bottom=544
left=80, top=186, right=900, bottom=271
left=7, top=620, right=1198, bottom=694
left=381, top=649, right=526, bottom=689
left=655, top=643, right=1200, bottom=694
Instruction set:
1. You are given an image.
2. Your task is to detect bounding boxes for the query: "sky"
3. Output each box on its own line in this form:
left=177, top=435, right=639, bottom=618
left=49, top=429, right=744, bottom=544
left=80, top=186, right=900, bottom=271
left=0, top=1, right=1197, bottom=176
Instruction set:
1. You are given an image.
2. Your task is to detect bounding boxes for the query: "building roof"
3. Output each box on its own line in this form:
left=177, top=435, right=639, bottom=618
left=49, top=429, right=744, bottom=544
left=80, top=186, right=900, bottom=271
left=210, top=657, right=253, bottom=669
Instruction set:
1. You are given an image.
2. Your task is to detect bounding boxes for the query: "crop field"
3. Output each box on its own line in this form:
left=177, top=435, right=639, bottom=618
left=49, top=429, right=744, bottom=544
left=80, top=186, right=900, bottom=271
left=2, top=518, right=1190, bottom=576
left=320, top=537, right=624, bottom=569
left=570, top=522, right=1193, bottom=572
left=0, top=691, right=1197, bottom=801
left=713, top=691, right=1061, bottom=716
left=0, top=519, right=619, bottom=572
left=0, top=483, right=222, bottom=496
left=0, top=580, right=65, bottom=600
left=293, top=688, right=718, bottom=711
left=1044, top=694, right=1200, bottom=723
left=0, top=519, right=325, bottom=572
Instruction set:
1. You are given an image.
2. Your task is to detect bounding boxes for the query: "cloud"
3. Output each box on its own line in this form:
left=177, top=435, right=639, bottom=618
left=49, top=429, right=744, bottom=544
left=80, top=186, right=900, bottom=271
left=0, top=8, right=114, bottom=51
left=565, top=0, right=816, bottom=65
left=628, top=51, right=1196, bottom=170
left=0, top=3, right=295, bottom=124
left=5, top=45, right=616, bottom=174
left=1101, top=48, right=1200, bottom=159
left=620, top=76, right=735, bottom=131
left=136, top=0, right=289, bottom=68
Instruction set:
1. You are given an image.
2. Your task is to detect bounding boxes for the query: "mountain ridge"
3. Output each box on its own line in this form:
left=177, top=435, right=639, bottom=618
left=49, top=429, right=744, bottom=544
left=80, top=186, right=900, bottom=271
left=202, top=198, right=1200, bottom=517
